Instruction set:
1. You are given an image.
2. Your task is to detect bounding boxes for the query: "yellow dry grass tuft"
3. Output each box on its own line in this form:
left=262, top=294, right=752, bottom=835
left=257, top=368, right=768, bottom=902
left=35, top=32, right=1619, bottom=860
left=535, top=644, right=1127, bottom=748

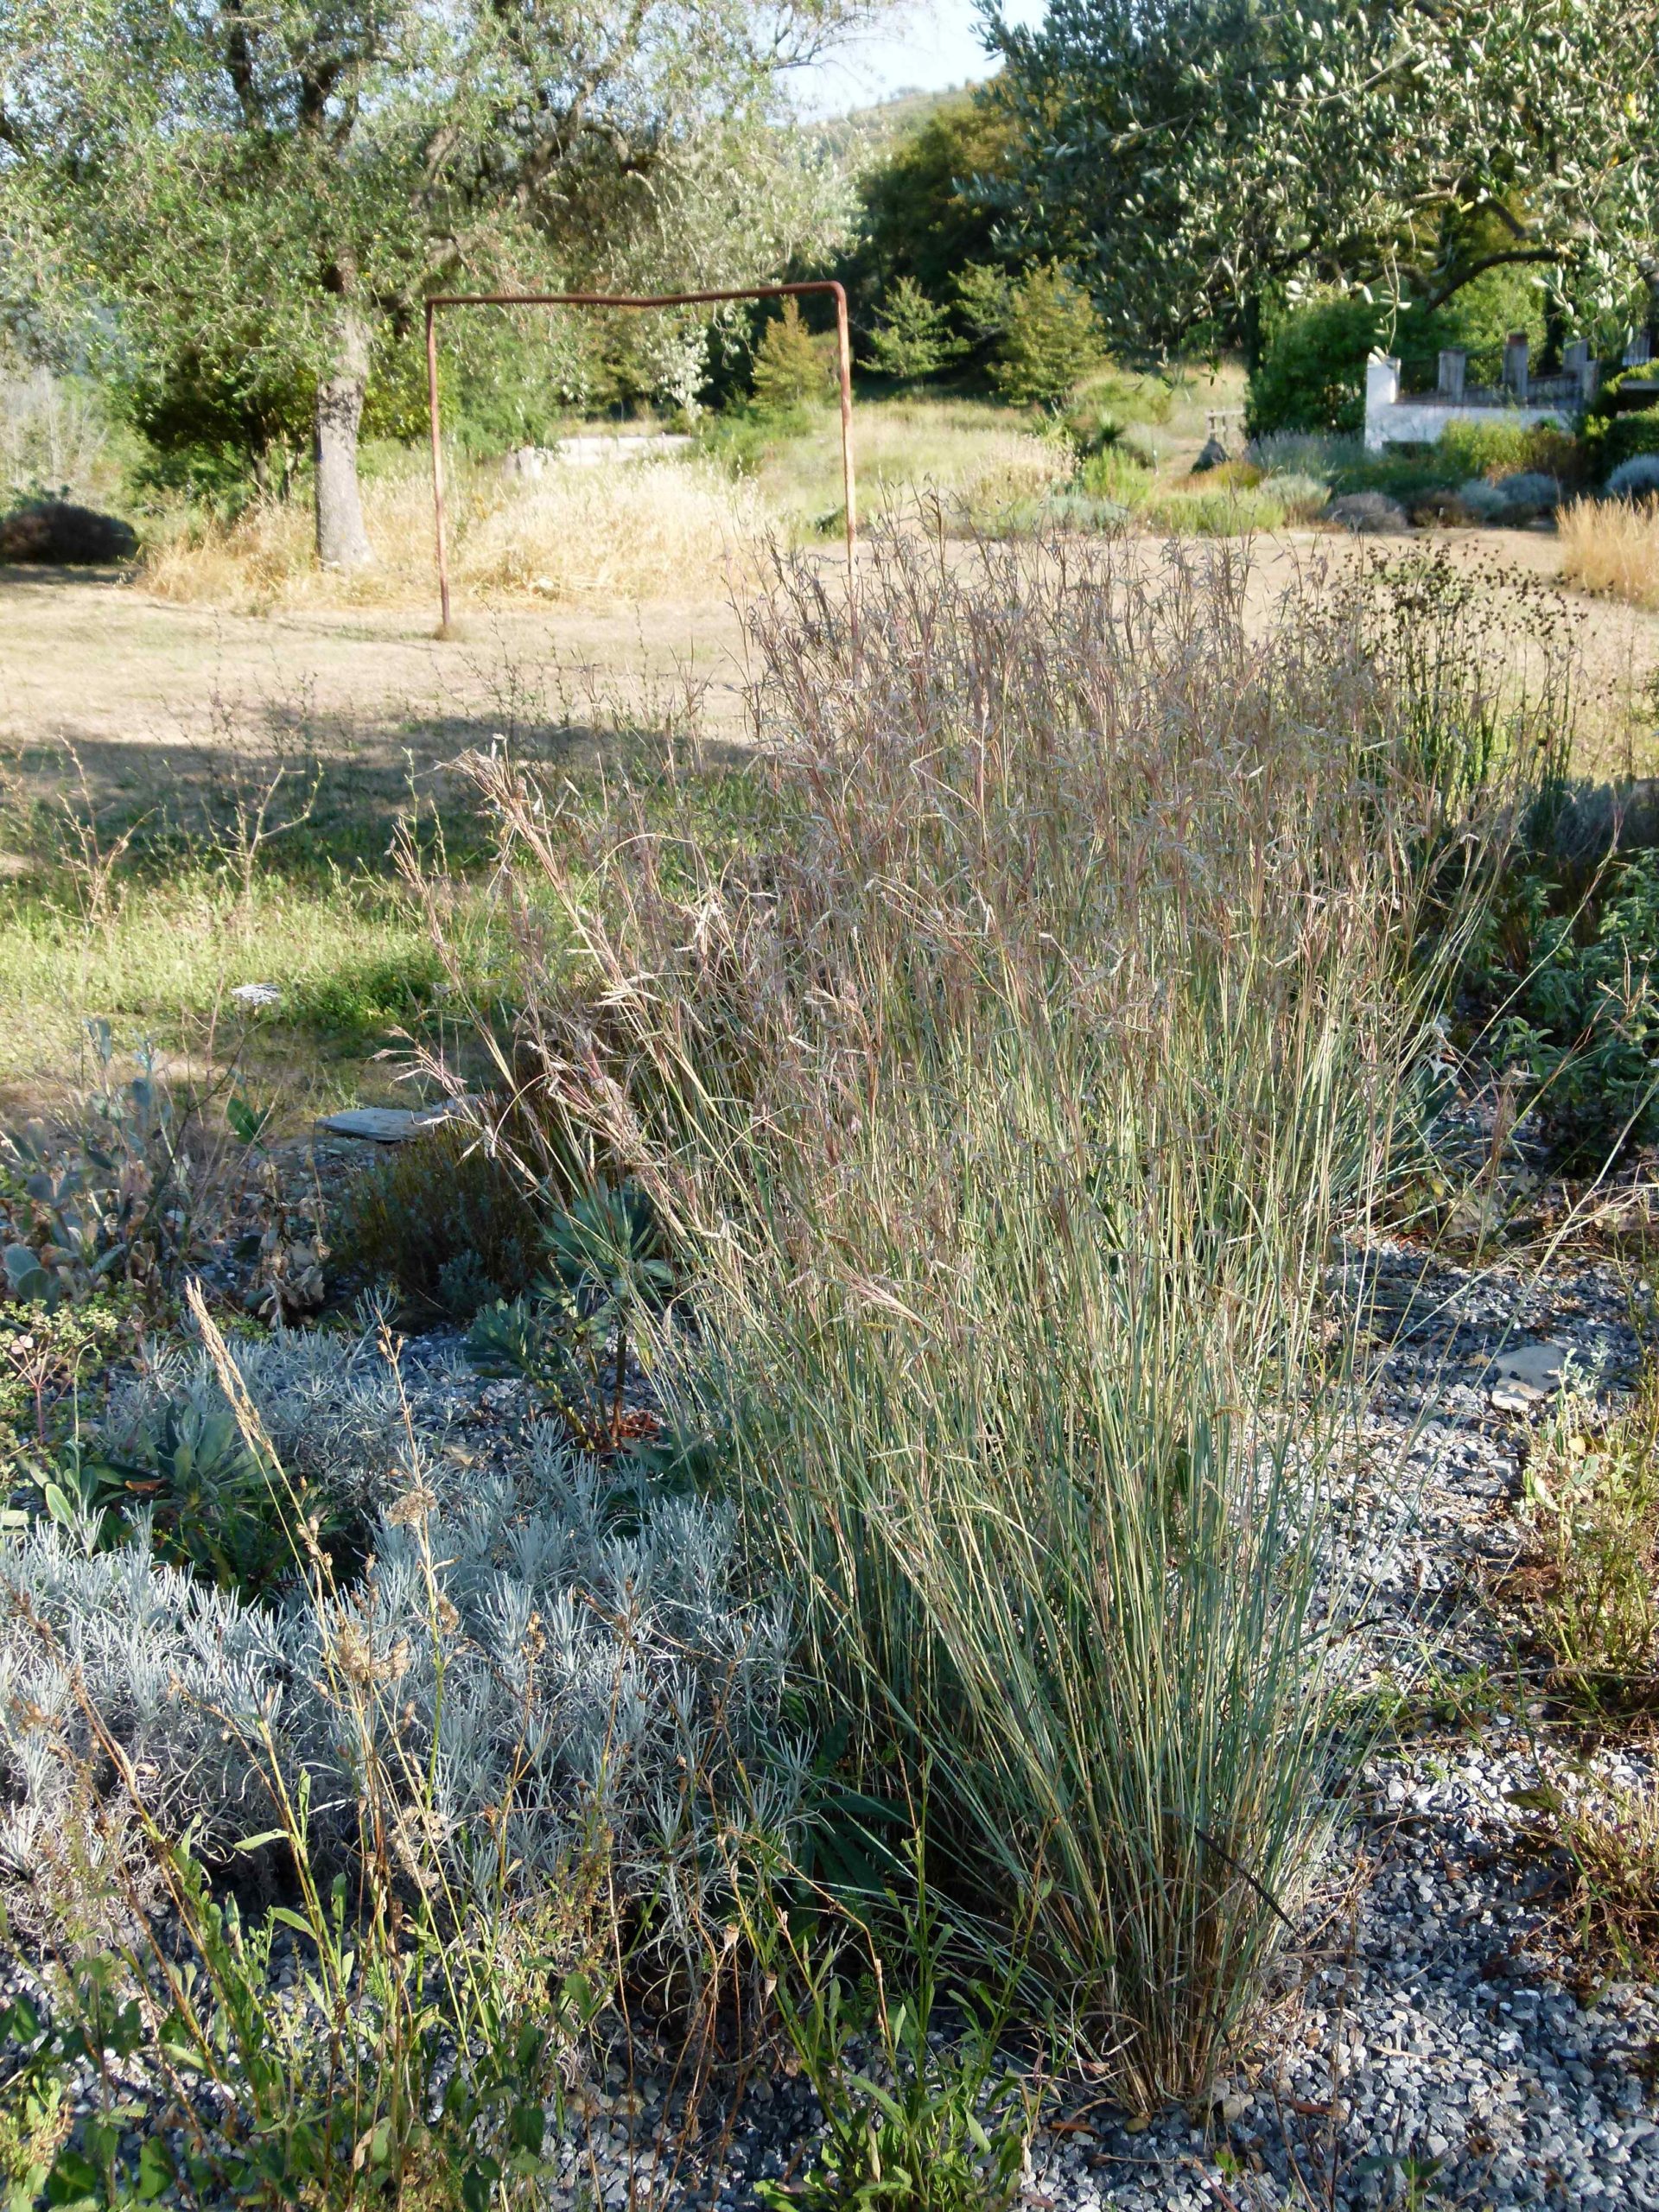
left=452, top=460, right=762, bottom=602
left=1557, top=495, right=1659, bottom=611
left=943, top=434, right=1074, bottom=527
left=140, top=452, right=764, bottom=613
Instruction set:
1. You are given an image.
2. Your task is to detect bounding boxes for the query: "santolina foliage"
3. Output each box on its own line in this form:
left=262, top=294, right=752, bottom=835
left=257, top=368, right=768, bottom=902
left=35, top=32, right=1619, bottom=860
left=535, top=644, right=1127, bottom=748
left=0, top=1427, right=800, bottom=1961
left=101, top=1320, right=421, bottom=1521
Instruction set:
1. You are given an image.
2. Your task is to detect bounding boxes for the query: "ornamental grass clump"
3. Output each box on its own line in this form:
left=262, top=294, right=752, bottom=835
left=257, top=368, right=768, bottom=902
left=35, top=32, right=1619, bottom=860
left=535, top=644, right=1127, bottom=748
left=437, top=526, right=1541, bottom=2106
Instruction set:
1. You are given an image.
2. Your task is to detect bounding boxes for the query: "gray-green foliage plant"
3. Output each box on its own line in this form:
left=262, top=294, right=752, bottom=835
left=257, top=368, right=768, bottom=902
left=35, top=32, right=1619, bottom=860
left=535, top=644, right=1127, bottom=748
left=40, top=1318, right=429, bottom=1591
left=103, top=1319, right=424, bottom=1515
left=0, top=1028, right=217, bottom=1304
left=467, top=1180, right=672, bottom=1451
left=1607, top=454, right=1659, bottom=499
left=60, top=1393, right=313, bottom=1596
left=0, top=1425, right=801, bottom=1937
left=0, top=1514, right=607, bottom=2210
left=1478, top=847, right=1659, bottom=1166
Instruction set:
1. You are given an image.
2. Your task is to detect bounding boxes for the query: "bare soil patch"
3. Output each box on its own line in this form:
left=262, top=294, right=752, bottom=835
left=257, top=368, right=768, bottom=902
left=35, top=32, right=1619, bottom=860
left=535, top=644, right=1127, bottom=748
left=0, top=566, right=755, bottom=827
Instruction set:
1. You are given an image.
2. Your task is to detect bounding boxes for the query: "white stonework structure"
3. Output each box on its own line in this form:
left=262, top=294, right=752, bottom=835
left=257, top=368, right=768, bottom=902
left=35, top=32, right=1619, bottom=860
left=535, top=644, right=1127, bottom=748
left=1363, top=353, right=1580, bottom=454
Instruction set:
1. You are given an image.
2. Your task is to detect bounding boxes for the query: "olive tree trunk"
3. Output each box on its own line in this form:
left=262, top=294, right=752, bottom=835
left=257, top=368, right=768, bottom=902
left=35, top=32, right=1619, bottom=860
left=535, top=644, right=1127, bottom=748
left=314, top=306, right=375, bottom=570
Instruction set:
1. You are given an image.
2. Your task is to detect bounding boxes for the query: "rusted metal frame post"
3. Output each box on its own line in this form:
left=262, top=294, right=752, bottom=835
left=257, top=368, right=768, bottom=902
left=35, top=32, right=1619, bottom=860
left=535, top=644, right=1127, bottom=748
left=423, top=280, right=857, bottom=633
left=424, top=301, right=452, bottom=632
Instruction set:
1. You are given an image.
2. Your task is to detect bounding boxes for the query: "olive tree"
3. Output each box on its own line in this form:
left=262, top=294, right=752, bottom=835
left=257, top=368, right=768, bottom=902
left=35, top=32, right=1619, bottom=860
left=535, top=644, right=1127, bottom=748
left=0, top=0, right=869, bottom=565
left=985, top=0, right=1659, bottom=351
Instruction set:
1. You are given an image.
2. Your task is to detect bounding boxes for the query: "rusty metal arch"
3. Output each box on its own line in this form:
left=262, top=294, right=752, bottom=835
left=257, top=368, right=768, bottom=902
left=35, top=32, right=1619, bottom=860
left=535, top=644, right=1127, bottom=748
left=423, top=281, right=856, bottom=631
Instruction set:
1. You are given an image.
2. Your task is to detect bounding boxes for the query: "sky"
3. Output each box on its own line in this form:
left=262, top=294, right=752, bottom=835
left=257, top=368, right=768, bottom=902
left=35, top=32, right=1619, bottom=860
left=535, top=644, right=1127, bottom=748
left=790, top=0, right=1048, bottom=118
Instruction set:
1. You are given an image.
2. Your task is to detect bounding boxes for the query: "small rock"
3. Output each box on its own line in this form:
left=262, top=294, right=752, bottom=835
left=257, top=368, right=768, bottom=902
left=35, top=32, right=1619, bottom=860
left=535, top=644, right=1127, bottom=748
left=1489, top=1339, right=1576, bottom=1408
left=315, top=1099, right=479, bottom=1143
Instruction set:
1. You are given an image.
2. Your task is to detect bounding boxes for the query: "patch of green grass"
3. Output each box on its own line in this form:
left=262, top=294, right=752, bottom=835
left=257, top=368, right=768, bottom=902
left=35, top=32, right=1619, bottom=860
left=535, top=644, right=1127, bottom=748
left=0, top=751, right=783, bottom=1109
left=0, top=866, right=492, bottom=1084
left=702, top=394, right=1067, bottom=534
left=1141, top=481, right=1293, bottom=535
left=1360, top=1662, right=1510, bottom=1742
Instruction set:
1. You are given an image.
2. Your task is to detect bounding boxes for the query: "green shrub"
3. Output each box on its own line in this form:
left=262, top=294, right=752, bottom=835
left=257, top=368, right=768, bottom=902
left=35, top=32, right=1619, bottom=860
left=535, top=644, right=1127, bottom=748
left=1326, top=449, right=1462, bottom=503
left=1247, top=298, right=1383, bottom=435
left=1077, top=446, right=1153, bottom=505
left=1589, top=408, right=1659, bottom=485
left=1476, top=848, right=1659, bottom=1165
left=1142, top=482, right=1290, bottom=534
left=989, top=265, right=1104, bottom=409
left=864, top=278, right=965, bottom=382
left=953, top=262, right=1015, bottom=347
left=1249, top=296, right=1457, bottom=437
left=751, top=299, right=836, bottom=411
left=1581, top=363, right=1658, bottom=428
left=334, top=1119, right=543, bottom=1319
left=698, top=401, right=814, bottom=477
left=1438, top=419, right=1580, bottom=485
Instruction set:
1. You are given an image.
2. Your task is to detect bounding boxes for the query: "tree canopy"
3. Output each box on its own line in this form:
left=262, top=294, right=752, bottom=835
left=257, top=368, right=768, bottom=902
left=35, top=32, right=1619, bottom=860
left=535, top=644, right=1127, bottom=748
left=851, top=90, right=1015, bottom=306
left=0, top=0, right=868, bottom=561
left=986, top=0, right=1659, bottom=353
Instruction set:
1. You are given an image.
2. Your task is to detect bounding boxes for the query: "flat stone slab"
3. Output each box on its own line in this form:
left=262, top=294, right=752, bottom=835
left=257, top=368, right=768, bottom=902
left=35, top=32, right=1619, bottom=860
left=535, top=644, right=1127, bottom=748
left=1489, top=1338, right=1578, bottom=1410
left=315, top=1101, right=477, bottom=1144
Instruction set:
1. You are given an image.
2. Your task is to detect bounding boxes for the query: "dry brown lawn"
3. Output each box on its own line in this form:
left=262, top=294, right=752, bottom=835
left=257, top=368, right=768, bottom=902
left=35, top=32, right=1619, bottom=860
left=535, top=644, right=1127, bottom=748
left=4, top=519, right=1659, bottom=832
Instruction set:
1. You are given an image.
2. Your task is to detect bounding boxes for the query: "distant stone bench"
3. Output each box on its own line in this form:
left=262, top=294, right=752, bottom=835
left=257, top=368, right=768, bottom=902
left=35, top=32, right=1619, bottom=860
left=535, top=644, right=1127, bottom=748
left=502, top=433, right=694, bottom=477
